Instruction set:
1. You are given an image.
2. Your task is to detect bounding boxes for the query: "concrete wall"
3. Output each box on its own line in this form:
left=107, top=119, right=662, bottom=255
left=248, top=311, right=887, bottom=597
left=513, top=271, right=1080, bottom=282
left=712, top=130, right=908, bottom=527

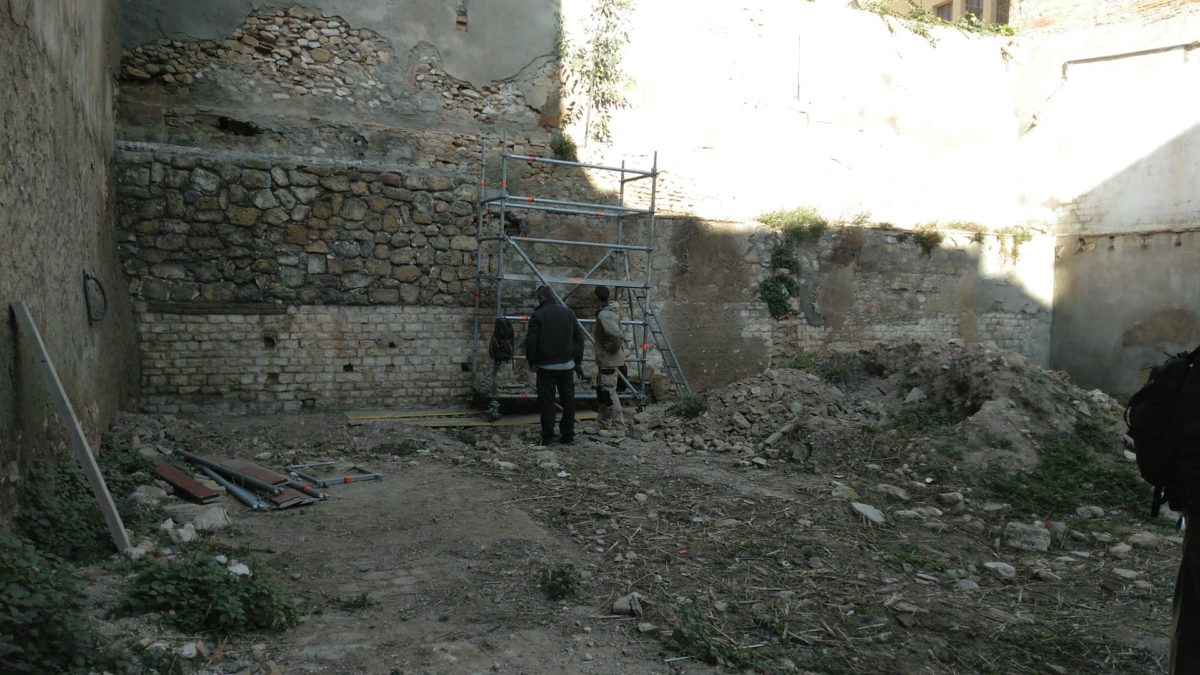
left=1053, top=231, right=1200, bottom=393
left=0, top=0, right=139, bottom=515
left=1012, top=7, right=1200, bottom=394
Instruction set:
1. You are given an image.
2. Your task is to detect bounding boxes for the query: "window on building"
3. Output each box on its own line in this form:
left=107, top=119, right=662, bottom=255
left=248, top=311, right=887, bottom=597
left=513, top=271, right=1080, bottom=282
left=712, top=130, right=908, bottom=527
left=965, top=0, right=984, bottom=19
left=934, top=2, right=953, bottom=21
left=995, top=0, right=1011, bottom=24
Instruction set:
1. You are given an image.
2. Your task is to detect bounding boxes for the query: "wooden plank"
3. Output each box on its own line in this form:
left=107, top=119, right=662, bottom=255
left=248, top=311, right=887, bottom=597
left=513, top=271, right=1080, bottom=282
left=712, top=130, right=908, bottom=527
left=214, top=457, right=289, bottom=485
left=155, top=462, right=221, bottom=503
left=11, top=303, right=131, bottom=553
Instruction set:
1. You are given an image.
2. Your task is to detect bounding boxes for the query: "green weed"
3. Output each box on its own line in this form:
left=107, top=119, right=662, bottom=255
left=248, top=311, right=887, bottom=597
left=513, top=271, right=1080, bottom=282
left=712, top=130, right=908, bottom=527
left=668, top=604, right=761, bottom=669
left=538, top=564, right=579, bottom=600
left=912, top=224, right=944, bottom=256
left=891, top=400, right=958, bottom=437
left=118, top=549, right=299, bottom=636
left=986, top=432, right=1146, bottom=517
left=0, top=527, right=134, bottom=673
left=669, top=394, right=709, bottom=419
left=550, top=131, right=578, bottom=161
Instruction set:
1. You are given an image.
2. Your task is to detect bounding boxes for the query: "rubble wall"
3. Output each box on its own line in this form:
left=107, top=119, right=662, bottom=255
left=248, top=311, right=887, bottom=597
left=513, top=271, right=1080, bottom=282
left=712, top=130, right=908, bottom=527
left=652, top=223, right=1054, bottom=392
left=0, top=0, right=140, bottom=516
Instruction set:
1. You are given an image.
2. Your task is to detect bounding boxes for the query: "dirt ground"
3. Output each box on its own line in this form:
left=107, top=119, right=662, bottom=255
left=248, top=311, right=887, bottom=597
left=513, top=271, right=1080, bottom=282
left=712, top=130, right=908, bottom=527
left=107, top=340, right=1183, bottom=674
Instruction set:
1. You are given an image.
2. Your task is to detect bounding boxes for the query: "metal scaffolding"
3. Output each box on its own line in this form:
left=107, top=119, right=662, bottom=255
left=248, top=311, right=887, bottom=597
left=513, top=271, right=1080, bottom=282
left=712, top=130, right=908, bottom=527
left=469, top=143, right=690, bottom=420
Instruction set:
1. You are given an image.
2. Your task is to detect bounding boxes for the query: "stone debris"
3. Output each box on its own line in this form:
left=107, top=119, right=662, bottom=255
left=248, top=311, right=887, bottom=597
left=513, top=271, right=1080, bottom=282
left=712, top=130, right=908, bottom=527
left=984, top=562, right=1017, bottom=579
left=612, top=593, right=643, bottom=617
left=192, top=506, right=232, bottom=532
left=850, top=502, right=886, bottom=526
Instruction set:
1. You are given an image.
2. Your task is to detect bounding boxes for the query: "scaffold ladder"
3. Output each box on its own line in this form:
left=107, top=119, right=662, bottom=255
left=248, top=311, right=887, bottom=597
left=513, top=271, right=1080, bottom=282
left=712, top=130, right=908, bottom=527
left=632, top=289, right=691, bottom=398
left=468, top=142, right=690, bottom=418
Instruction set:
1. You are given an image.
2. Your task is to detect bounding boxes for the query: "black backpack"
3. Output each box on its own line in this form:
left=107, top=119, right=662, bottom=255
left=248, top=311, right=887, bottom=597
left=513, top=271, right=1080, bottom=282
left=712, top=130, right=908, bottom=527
left=1125, top=345, right=1200, bottom=515
left=489, top=318, right=515, bottom=362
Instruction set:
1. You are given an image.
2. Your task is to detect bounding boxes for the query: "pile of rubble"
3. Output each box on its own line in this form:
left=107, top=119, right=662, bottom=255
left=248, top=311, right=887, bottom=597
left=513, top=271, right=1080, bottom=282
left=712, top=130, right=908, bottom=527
left=650, top=339, right=1125, bottom=473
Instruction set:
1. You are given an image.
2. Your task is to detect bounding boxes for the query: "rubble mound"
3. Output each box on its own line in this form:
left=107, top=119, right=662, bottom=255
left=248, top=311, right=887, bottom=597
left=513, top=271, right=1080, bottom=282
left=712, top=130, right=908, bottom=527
left=686, top=339, right=1128, bottom=481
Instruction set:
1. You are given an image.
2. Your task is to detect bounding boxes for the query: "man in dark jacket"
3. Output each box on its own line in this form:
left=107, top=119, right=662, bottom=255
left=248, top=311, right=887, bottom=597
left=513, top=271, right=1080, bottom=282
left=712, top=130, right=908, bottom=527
left=524, top=285, right=585, bottom=444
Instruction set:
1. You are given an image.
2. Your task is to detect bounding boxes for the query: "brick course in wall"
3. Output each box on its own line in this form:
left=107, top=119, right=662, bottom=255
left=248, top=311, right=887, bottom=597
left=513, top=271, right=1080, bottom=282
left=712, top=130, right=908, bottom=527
left=137, top=304, right=473, bottom=413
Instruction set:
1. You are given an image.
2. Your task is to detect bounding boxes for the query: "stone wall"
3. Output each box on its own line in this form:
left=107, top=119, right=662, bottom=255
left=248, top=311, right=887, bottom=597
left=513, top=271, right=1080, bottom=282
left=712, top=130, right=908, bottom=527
left=116, top=143, right=481, bottom=308
left=0, top=0, right=139, bottom=516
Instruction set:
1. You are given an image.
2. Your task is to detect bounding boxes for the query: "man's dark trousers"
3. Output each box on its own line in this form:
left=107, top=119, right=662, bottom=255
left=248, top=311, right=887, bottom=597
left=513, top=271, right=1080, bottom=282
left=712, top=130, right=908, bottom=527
left=536, top=367, right=575, bottom=442
left=1173, top=510, right=1200, bottom=673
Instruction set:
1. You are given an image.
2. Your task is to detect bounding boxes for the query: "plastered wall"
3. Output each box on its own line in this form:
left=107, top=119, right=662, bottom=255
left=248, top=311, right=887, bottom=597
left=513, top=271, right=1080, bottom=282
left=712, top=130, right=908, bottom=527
left=0, top=0, right=139, bottom=516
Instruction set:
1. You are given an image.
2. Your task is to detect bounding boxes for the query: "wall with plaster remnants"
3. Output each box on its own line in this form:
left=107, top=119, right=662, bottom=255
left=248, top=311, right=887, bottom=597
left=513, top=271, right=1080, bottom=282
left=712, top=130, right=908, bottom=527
left=0, top=0, right=139, bottom=516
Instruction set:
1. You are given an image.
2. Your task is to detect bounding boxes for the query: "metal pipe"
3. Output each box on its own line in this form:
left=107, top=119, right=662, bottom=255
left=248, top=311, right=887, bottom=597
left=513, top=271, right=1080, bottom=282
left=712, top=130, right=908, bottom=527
left=503, top=242, right=640, bottom=399
left=1062, top=41, right=1199, bottom=79
left=500, top=153, right=654, bottom=176
left=286, top=479, right=328, bottom=500
left=200, top=466, right=270, bottom=511
left=493, top=195, right=647, bottom=215
left=176, top=450, right=282, bottom=495
left=499, top=314, right=646, bottom=326
left=481, top=235, right=650, bottom=252
left=485, top=201, right=648, bottom=219
left=470, top=137, right=487, bottom=383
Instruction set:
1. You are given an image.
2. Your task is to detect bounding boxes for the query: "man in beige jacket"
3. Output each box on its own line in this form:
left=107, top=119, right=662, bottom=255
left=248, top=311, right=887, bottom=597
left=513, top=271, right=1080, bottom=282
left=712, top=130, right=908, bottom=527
left=591, top=286, right=627, bottom=431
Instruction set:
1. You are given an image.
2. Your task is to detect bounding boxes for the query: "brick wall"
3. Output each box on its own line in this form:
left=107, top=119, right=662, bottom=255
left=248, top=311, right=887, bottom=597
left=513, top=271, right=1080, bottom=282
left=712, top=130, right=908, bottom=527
left=1012, top=0, right=1200, bottom=31
left=137, top=305, right=474, bottom=413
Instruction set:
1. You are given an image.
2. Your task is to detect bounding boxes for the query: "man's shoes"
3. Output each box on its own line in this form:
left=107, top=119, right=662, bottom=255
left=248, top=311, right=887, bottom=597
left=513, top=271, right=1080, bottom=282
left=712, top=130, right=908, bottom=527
left=559, top=436, right=576, bottom=445
left=539, top=436, right=556, bottom=446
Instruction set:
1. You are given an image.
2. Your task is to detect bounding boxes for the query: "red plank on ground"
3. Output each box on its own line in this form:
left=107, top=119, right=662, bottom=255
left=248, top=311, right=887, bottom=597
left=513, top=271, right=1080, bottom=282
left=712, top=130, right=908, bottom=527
left=209, top=457, right=289, bottom=486
left=155, top=463, right=221, bottom=503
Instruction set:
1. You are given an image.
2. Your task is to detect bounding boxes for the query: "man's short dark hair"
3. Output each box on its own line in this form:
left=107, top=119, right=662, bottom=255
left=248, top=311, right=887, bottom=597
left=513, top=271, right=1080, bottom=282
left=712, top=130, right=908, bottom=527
left=535, top=285, right=554, bottom=302
left=594, top=285, right=610, bottom=303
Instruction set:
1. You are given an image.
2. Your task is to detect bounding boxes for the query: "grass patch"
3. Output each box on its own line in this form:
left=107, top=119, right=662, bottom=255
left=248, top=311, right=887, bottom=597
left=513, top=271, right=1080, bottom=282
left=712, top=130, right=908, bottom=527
left=333, top=592, right=377, bottom=612
left=669, top=393, right=709, bottom=419
left=757, top=207, right=828, bottom=244
left=986, top=432, right=1146, bottom=517
left=668, top=604, right=761, bottom=669
left=779, top=353, right=825, bottom=375
left=885, top=541, right=947, bottom=572
left=891, top=400, right=958, bottom=437
left=118, top=548, right=299, bottom=636
left=538, top=564, right=579, bottom=600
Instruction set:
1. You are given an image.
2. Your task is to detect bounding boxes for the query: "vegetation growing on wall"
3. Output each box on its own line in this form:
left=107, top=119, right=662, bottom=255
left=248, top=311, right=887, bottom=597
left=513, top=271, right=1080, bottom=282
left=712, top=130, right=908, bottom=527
left=912, top=223, right=945, bottom=256
left=860, top=0, right=1015, bottom=44
left=998, top=226, right=1034, bottom=262
left=550, top=131, right=578, bottom=161
left=756, top=207, right=828, bottom=244
left=558, top=0, right=635, bottom=144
